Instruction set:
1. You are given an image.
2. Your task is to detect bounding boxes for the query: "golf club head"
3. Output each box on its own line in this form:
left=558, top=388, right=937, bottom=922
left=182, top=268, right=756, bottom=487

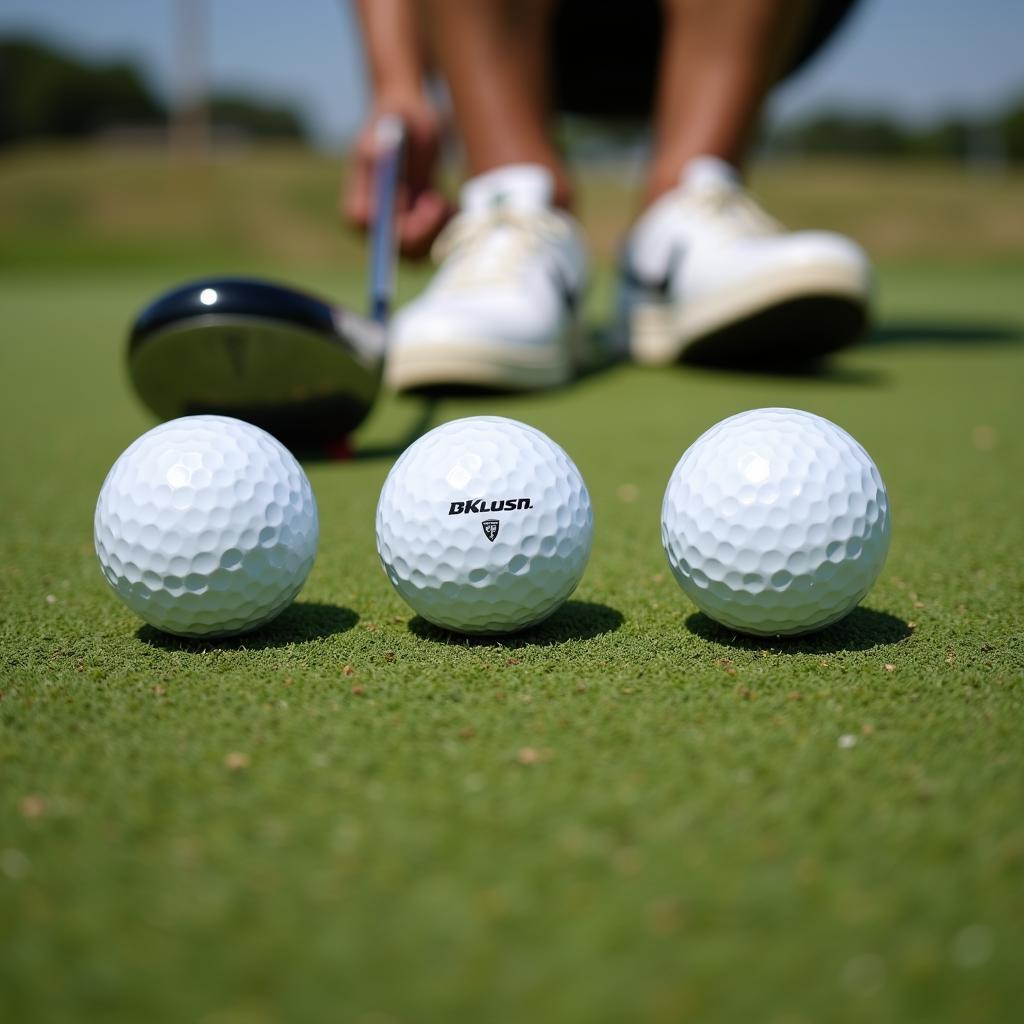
left=128, top=116, right=406, bottom=451
left=128, top=277, right=385, bottom=449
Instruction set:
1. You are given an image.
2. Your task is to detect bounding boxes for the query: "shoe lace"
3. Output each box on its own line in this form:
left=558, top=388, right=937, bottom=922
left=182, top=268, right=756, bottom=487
left=431, top=206, right=572, bottom=289
left=682, top=181, right=783, bottom=239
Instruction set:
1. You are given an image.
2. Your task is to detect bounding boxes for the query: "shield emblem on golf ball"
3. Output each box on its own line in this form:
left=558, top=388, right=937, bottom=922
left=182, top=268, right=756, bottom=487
left=482, top=519, right=500, bottom=542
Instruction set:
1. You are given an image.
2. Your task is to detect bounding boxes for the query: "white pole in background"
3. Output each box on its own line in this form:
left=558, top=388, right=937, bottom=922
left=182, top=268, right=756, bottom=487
left=171, top=0, right=208, bottom=159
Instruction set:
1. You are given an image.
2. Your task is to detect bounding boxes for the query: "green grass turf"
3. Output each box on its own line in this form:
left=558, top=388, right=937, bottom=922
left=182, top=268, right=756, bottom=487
left=2, top=188, right=1024, bottom=1019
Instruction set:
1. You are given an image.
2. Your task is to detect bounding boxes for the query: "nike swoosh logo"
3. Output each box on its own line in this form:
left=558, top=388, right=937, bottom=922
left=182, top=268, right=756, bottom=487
left=619, top=245, right=683, bottom=296
left=550, top=263, right=581, bottom=313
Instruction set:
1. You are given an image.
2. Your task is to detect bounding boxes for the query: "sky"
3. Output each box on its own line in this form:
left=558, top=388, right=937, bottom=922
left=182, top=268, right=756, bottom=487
left=1, top=0, right=1022, bottom=147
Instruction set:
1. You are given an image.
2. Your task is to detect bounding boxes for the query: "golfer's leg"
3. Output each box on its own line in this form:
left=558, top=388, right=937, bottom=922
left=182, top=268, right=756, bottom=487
left=386, top=0, right=589, bottom=392
left=621, top=0, right=871, bottom=365
left=424, top=0, right=572, bottom=208
left=647, top=0, right=811, bottom=202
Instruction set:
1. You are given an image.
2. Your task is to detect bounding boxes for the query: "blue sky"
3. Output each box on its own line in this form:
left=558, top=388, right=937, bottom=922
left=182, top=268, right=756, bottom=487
left=1, top=0, right=1021, bottom=146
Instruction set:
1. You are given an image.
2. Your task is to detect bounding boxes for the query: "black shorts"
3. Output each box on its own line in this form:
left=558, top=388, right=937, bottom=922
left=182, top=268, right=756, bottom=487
left=551, top=0, right=860, bottom=117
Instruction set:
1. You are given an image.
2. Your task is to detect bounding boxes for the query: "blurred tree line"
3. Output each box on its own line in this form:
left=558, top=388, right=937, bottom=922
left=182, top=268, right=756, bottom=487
left=565, top=99, right=1024, bottom=166
left=766, top=105, right=1024, bottom=164
left=2, top=33, right=1022, bottom=163
left=0, top=36, right=306, bottom=146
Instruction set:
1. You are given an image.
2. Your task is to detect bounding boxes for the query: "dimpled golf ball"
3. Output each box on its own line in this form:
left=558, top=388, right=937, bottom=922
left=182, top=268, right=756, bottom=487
left=376, top=416, right=593, bottom=634
left=661, top=408, right=890, bottom=637
left=95, top=415, right=318, bottom=637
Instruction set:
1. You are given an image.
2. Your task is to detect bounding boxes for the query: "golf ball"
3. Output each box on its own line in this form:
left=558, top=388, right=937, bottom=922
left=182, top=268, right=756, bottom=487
left=376, top=416, right=593, bottom=634
left=95, top=415, right=318, bottom=638
left=661, top=408, right=890, bottom=636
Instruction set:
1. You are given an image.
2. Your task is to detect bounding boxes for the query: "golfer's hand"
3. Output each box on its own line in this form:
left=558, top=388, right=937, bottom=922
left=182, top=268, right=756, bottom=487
left=343, top=96, right=454, bottom=260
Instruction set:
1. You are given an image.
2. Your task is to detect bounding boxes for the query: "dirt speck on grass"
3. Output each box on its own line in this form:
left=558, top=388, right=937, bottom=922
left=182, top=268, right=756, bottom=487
left=20, top=795, right=47, bottom=818
left=517, top=747, right=553, bottom=766
left=972, top=425, right=998, bottom=451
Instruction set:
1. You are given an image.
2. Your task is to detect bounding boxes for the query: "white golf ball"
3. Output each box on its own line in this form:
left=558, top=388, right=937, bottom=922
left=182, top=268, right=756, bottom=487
left=95, top=415, right=318, bottom=638
left=661, top=408, right=890, bottom=637
left=376, top=416, right=593, bottom=634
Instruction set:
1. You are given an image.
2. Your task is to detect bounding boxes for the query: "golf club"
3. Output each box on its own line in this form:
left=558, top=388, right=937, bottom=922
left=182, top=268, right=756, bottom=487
left=126, top=115, right=407, bottom=450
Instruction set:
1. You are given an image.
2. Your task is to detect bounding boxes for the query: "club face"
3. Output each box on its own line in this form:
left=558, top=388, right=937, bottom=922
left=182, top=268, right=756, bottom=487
left=128, top=278, right=385, bottom=449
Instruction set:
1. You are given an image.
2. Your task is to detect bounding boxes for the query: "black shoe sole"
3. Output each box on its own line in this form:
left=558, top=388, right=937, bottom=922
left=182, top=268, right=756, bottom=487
left=681, top=295, right=868, bottom=368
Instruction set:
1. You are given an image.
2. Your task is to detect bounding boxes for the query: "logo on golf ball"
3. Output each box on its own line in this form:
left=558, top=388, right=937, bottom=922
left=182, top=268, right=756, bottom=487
left=447, top=497, right=534, bottom=514
left=482, top=519, right=500, bottom=542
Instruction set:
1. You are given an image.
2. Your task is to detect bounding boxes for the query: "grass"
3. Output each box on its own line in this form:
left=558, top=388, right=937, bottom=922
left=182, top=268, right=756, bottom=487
left=1, top=147, right=1023, bottom=1023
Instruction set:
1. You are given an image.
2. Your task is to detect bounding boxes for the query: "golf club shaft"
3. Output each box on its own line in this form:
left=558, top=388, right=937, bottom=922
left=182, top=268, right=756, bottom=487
left=369, top=115, right=407, bottom=325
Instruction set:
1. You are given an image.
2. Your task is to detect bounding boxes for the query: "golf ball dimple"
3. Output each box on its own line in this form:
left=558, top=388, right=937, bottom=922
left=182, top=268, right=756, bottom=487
left=95, top=415, right=318, bottom=637
left=661, top=408, right=890, bottom=637
left=376, top=416, right=593, bottom=634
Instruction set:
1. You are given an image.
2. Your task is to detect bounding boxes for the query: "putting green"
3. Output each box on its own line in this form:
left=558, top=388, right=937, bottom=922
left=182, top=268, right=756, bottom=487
left=2, top=249, right=1023, bottom=1020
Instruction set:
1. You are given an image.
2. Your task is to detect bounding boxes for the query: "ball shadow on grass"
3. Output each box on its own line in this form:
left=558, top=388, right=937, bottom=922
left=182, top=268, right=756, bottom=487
left=408, top=599, right=624, bottom=649
left=136, top=601, right=359, bottom=652
left=685, top=605, right=912, bottom=654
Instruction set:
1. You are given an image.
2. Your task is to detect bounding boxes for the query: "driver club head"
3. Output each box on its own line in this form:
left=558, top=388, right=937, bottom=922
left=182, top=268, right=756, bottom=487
left=128, top=277, right=385, bottom=449
left=127, top=116, right=406, bottom=451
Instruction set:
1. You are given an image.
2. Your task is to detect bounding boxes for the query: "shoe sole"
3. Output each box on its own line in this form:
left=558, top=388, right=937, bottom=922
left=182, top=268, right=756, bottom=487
left=629, top=264, right=869, bottom=366
left=385, top=334, right=577, bottom=394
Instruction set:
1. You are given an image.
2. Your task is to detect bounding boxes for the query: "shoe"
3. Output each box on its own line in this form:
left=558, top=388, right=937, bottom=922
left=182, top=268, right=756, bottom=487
left=617, top=157, right=871, bottom=366
left=386, top=164, right=589, bottom=392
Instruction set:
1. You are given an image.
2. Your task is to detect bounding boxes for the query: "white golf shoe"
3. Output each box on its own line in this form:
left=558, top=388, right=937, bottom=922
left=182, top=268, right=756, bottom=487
left=386, top=164, right=589, bottom=392
left=618, top=157, right=871, bottom=365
